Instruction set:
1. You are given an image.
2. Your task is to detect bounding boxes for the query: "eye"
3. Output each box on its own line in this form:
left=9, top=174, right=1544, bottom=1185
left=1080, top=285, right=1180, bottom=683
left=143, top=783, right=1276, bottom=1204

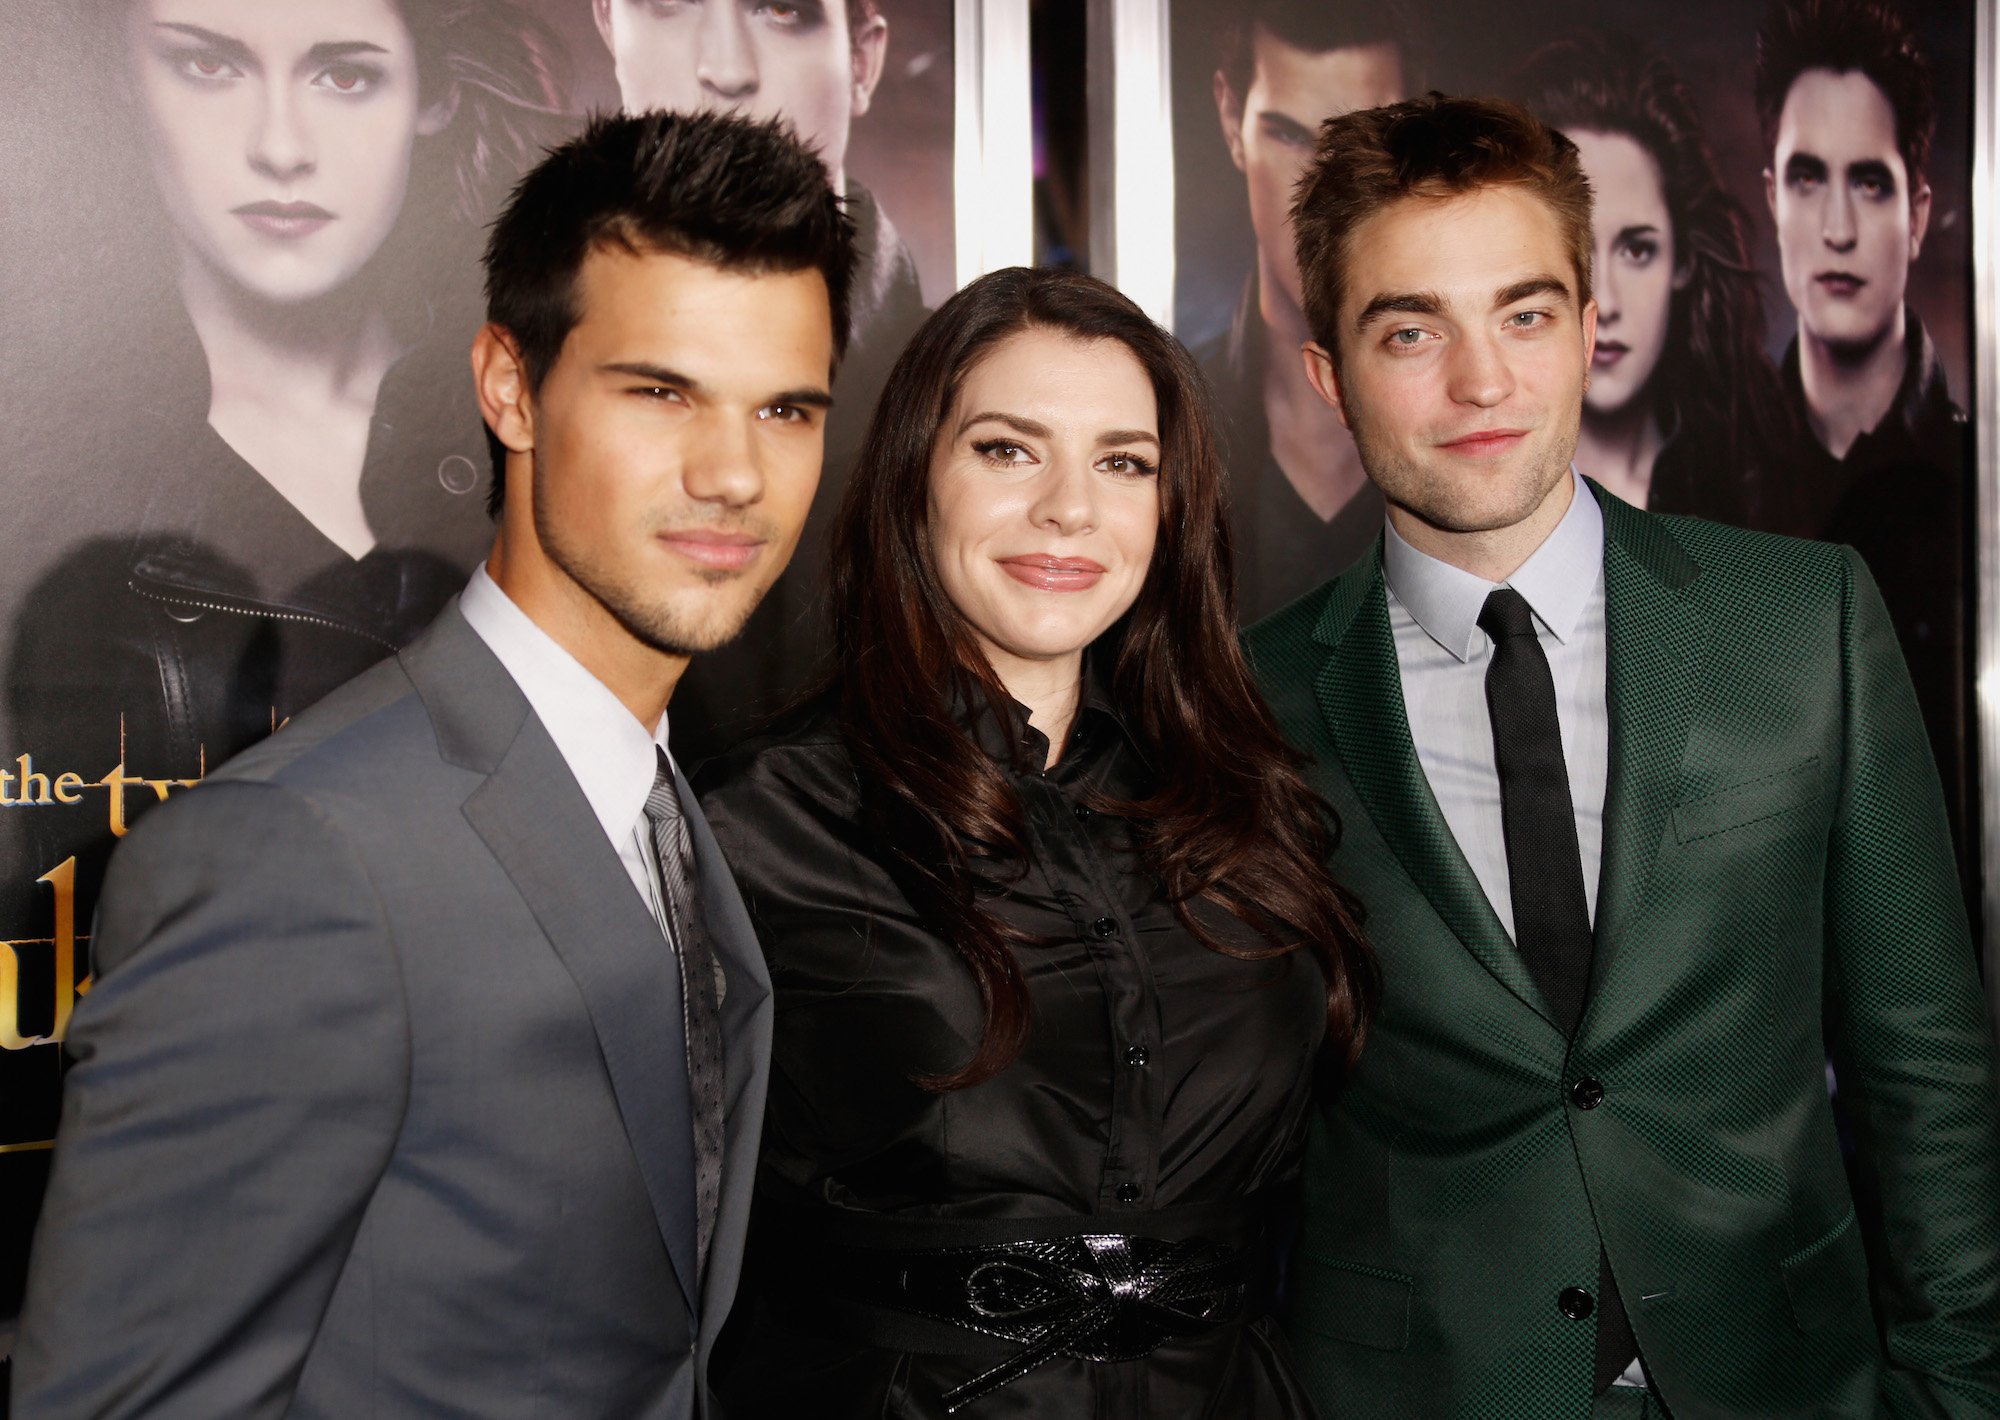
left=1385, top=327, right=1432, bottom=350
left=1098, top=451, right=1158, bottom=477
left=630, top=385, right=687, bottom=404
left=171, top=48, right=242, bottom=83
left=1617, top=237, right=1658, bottom=267
left=1507, top=310, right=1548, bottom=330
left=312, top=62, right=381, bottom=95
left=756, top=1, right=814, bottom=26
left=758, top=403, right=814, bottom=423
left=971, top=438, right=1034, bottom=465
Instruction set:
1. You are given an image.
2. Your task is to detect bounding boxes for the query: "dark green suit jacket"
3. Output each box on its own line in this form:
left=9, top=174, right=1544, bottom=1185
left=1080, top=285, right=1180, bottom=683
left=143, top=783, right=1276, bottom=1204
left=1246, top=487, right=2000, bottom=1419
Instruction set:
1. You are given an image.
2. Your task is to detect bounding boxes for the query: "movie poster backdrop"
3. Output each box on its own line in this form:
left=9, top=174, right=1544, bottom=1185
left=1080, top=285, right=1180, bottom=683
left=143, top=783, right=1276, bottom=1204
left=0, top=0, right=954, bottom=1361
left=1173, top=0, right=1978, bottom=874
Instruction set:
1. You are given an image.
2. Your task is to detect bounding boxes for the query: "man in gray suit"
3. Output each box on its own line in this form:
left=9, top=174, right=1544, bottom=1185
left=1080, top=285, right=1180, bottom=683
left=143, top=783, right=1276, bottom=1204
left=10, top=109, right=854, bottom=1419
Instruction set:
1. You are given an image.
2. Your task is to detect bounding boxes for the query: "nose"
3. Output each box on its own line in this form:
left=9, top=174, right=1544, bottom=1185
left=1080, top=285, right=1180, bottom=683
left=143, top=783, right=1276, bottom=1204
left=681, top=412, right=765, bottom=509
left=696, top=5, right=759, bottom=101
left=248, top=79, right=315, bottom=183
left=1595, top=252, right=1621, bottom=324
left=1027, top=455, right=1098, bottom=537
left=1822, top=183, right=1857, bottom=252
left=1445, top=332, right=1515, bottom=409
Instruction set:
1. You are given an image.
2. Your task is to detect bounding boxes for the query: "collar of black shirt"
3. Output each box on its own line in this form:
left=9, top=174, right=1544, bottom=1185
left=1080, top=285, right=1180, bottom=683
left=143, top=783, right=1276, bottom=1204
left=948, top=655, right=1152, bottom=783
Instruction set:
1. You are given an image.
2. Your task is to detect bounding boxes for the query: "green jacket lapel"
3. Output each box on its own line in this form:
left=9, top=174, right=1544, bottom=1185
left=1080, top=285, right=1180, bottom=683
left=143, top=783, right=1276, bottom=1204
left=1591, top=488, right=1711, bottom=984
left=1310, top=557, right=1562, bottom=1033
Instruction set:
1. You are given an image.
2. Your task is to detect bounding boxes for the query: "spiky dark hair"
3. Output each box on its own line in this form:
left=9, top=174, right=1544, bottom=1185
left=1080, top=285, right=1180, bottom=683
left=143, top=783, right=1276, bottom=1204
left=1755, top=0, right=1936, bottom=179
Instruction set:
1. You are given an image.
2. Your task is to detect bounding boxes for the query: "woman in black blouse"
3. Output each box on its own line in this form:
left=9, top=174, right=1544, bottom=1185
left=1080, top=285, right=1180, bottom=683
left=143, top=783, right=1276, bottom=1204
left=695, top=266, right=1376, bottom=1418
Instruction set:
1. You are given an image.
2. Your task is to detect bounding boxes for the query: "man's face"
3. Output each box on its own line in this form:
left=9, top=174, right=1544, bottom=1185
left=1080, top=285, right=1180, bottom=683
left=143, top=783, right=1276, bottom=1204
left=504, top=246, right=833, bottom=660
left=1216, top=26, right=1403, bottom=319
left=1766, top=67, right=1930, bottom=356
left=594, top=0, right=886, bottom=189
left=1305, top=187, right=1596, bottom=546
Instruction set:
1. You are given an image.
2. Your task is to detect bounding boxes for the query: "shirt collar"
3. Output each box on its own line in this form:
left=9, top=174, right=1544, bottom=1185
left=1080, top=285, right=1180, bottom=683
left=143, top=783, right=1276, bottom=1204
left=1381, top=468, right=1604, bottom=662
left=458, top=566, right=671, bottom=844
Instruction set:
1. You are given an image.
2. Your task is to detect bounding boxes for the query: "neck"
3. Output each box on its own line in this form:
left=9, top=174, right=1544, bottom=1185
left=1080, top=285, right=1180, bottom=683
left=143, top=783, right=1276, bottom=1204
left=485, top=534, right=685, bottom=733
left=989, top=648, right=1084, bottom=769
left=1797, top=314, right=1906, bottom=459
left=1258, top=278, right=1368, bottom=519
left=1390, top=471, right=1576, bottom=584
left=1574, top=399, right=1664, bottom=510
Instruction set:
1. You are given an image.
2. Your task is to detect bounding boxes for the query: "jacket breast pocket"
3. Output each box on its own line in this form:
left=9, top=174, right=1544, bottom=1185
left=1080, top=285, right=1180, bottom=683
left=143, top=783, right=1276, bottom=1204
left=1780, top=1207, right=1870, bottom=1332
left=1290, top=1253, right=1414, bottom=1351
left=1673, top=755, right=1824, bottom=844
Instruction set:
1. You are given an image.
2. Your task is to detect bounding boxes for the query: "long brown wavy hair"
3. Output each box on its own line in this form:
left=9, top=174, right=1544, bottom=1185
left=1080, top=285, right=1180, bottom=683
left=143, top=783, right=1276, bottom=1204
left=827, top=266, right=1377, bottom=1090
left=1517, top=31, right=1793, bottom=505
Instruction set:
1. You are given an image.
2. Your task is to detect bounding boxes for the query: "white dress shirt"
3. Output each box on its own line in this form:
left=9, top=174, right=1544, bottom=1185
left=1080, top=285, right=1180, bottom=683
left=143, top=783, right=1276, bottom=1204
left=1381, top=470, right=1609, bottom=939
left=459, top=567, right=677, bottom=930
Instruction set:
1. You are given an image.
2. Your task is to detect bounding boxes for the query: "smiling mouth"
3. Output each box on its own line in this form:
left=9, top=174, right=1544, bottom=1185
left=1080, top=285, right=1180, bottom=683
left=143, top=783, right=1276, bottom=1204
left=233, top=200, right=335, bottom=238
left=658, top=530, right=765, bottom=572
left=998, top=555, right=1105, bottom=591
left=1816, top=272, right=1866, bottom=297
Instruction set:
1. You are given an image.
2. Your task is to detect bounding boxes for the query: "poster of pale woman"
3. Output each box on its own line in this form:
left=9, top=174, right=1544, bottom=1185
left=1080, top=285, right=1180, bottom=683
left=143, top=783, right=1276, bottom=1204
left=0, top=0, right=568, bottom=1332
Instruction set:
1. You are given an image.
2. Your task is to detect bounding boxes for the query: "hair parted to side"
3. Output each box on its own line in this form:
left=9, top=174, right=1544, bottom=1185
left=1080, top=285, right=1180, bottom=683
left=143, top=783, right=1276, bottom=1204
left=1292, top=92, right=1595, bottom=359
left=1754, top=0, right=1935, bottom=180
left=479, top=109, right=858, bottom=515
left=827, top=265, right=1378, bottom=1092
left=1216, top=0, right=1416, bottom=101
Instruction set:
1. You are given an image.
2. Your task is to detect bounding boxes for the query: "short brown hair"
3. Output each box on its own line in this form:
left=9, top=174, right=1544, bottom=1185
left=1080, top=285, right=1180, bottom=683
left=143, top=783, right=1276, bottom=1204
left=1292, top=92, right=1594, bottom=356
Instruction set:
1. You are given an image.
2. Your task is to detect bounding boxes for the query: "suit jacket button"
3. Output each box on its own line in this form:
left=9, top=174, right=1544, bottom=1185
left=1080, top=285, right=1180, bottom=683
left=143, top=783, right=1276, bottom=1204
left=1558, top=1287, right=1594, bottom=1320
left=1092, top=917, right=1118, bottom=938
left=1569, top=1077, right=1605, bottom=1110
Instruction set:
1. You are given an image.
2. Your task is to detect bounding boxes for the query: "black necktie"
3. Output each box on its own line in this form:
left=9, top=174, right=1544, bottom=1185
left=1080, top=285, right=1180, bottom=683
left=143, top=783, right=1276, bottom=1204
left=644, top=748, right=725, bottom=1285
left=1477, top=588, right=1635, bottom=1392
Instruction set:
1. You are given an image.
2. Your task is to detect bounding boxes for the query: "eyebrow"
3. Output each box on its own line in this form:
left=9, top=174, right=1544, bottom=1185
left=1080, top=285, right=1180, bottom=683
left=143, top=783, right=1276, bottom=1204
left=1784, top=152, right=1830, bottom=181
left=1494, top=276, right=1574, bottom=308
left=1096, top=428, right=1160, bottom=447
left=1847, top=158, right=1897, bottom=189
left=1353, top=291, right=1444, bottom=333
left=307, top=40, right=391, bottom=62
left=154, top=22, right=250, bottom=62
left=603, top=361, right=833, bottom=409
left=957, top=411, right=1050, bottom=439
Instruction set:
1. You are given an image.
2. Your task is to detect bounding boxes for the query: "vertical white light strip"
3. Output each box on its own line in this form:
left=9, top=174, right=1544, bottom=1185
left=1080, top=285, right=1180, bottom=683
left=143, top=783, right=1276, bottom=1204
left=1110, top=0, right=1176, bottom=327
left=1974, top=0, right=1999, bottom=1023
left=953, top=0, right=1034, bottom=288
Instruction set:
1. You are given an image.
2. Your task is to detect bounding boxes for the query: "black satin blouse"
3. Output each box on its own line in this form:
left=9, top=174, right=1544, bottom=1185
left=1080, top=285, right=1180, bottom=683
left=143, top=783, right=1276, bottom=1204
left=694, top=684, right=1326, bottom=1419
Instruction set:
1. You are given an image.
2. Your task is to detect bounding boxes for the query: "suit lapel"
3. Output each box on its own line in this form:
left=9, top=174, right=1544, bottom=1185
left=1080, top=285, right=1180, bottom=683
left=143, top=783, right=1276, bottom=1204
left=676, top=764, right=772, bottom=1328
left=1591, top=494, right=1710, bottom=984
left=1310, top=563, right=1561, bottom=1033
left=403, top=607, right=703, bottom=1316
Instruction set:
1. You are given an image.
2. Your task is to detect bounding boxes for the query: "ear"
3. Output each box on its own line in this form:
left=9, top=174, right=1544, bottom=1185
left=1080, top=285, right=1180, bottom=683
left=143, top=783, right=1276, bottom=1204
left=1300, top=342, right=1349, bottom=429
left=472, top=323, right=536, bottom=466
left=850, top=12, right=889, bottom=118
left=592, top=0, right=615, bottom=55
left=1671, top=256, right=1694, bottom=292
left=1909, top=179, right=1932, bottom=261
left=1763, top=165, right=1777, bottom=221
left=1213, top=70, right=1247, bottom=173
left=417, top=84, right=459, bottom=138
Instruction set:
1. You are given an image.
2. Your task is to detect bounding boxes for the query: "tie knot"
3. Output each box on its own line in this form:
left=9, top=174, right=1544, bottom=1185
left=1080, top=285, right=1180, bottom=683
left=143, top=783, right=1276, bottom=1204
left=644, top=746, right=681, bottom=826
left=1478, top=587, right=1539, bottom=643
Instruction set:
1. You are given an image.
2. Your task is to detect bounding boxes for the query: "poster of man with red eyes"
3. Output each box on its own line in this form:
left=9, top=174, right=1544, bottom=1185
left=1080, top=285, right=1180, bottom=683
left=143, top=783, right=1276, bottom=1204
left=1171, top=0, right=1977, bottom=881
left=0, top=0, right=955, bottom=1379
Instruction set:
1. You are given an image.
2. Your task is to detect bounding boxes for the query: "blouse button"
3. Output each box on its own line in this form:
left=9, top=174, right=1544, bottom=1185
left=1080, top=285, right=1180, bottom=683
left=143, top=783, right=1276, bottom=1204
left=1115, top=1182, right=1142, bottom=1204
left=1091, top=917, right=1118, bottom=938
left=1124, top=1044, right=1150, bottom=1067
left=1072, top=803, right=1093, bottom=821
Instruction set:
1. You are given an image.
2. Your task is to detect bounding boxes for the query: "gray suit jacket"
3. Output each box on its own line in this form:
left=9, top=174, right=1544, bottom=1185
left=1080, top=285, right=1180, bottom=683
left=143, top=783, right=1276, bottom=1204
left=10, top=603, right=772, bottom=1419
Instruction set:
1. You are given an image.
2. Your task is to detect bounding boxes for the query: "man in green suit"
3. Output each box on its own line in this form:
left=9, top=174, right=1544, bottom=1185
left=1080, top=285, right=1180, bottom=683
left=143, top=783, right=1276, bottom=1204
left=1247, top=93, right=2000, bottom=1418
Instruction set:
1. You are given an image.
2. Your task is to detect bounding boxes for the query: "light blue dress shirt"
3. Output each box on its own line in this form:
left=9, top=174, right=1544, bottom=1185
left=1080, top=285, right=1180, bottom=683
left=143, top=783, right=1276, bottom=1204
left=1380, top=470, right=1609, bottom=941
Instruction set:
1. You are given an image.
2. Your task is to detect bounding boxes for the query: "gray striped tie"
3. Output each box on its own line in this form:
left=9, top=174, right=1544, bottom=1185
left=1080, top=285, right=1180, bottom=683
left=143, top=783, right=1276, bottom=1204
left=643, top=748, right=724, bottom=1284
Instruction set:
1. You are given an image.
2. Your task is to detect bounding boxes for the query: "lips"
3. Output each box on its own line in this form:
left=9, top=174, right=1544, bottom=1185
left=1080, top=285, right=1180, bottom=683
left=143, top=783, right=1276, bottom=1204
left=658, top=530, right=764, bottom=572
left=998, top=554, right=1106, bottom=592
left=1592, top=341, right=1628, bottom=368
left=1816, top=272, right=1866, bottom=297
left=233, top=200, right=335, bottom=238
left=1437, top=428, right=1529, bottom=458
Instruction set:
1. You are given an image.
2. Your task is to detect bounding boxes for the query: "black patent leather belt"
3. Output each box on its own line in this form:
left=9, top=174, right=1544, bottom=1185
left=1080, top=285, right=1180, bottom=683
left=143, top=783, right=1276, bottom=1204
left=794, top=1198, right=1266, bottom=1413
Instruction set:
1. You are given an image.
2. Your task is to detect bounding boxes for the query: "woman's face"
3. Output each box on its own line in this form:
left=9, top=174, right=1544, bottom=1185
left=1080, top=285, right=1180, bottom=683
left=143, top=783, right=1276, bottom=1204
left=928, top=328, right=1162, bottom=688
left=128, top=0, right=450, bottom=305
left=1571, top=128, right=1686, bottom=420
